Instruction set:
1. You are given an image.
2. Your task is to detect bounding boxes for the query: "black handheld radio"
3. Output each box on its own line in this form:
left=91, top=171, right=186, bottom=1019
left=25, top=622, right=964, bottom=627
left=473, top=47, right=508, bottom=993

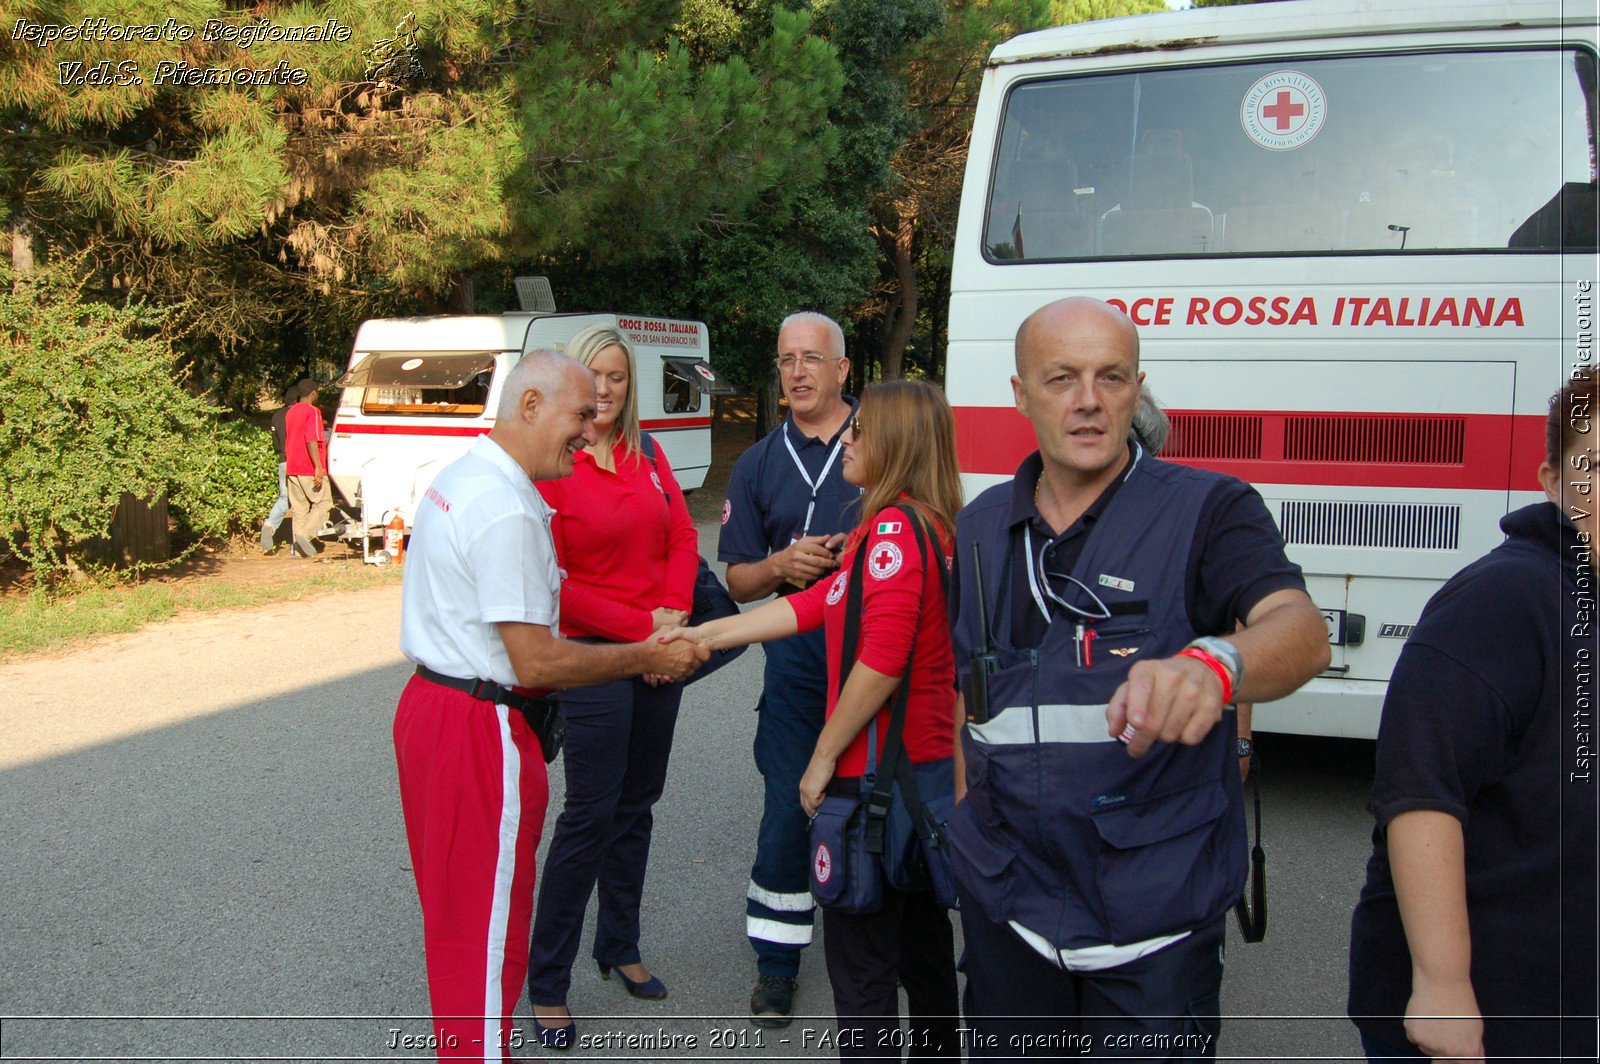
left=964, top=539, right=999, bottom=725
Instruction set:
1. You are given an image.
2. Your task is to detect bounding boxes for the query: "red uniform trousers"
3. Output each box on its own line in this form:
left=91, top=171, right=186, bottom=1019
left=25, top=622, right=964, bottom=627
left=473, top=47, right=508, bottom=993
left=394, top=674, right=550, bottom=1061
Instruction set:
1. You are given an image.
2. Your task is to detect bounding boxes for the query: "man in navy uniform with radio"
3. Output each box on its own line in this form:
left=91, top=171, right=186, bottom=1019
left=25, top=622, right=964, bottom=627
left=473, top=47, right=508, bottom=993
left=947, top=297, right=1329, bottom=1059
left=719, top=311, right=860, bottom=1028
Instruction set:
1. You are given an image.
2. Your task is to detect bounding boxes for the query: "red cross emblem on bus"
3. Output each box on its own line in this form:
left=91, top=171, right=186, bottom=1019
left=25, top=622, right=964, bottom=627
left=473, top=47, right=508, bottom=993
left=1261, top=90, right=1305, bottom=131
left=867, top=541, right=903, bottom=580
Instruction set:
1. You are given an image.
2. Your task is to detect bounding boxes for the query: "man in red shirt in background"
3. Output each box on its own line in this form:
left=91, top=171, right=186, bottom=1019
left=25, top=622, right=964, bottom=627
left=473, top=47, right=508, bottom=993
left=284, top=378, right=332, bottom=558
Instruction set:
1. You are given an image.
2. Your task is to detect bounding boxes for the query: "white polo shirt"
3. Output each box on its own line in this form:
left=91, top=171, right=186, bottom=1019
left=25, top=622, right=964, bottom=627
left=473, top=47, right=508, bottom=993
left=400, top=436, right=561, bottom=687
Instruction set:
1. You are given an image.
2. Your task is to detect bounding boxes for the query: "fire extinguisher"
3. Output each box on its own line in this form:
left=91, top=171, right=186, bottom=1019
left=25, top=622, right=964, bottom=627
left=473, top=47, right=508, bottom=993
left=383, top=511, right=406, bottom=564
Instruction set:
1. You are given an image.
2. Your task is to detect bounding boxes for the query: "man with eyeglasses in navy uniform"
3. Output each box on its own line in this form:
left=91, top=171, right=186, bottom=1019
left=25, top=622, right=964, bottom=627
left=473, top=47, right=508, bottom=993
left=947, top=297, right=1330, bottom=1060
left=719, top=311, right=861, bottom=1028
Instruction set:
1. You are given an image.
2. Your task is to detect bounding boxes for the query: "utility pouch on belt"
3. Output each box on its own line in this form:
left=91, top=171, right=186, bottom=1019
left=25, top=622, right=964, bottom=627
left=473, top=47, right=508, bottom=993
left=415, top=665, right=565, bottom=764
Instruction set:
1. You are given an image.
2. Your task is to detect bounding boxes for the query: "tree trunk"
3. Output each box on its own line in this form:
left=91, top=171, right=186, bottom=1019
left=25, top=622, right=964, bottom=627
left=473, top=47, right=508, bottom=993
left=758, top=379, right=781, bottom=436
left=881, top=206, right=918, bottom=381
left=11, top=217, right=35, bottom=276
left=447, top=271, right=475, bottom=313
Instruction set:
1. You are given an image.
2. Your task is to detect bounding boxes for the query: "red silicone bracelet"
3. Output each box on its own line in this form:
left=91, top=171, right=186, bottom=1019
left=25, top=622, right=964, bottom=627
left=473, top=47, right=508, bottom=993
left=1178, top=647, right=1234, bottom=706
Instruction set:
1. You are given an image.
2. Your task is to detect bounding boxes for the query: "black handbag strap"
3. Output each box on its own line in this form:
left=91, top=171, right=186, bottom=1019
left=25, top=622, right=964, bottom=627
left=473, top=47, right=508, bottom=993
left=1233, top=751, right=1267, bottom=942
left=837, top=507, right=947, bottom=853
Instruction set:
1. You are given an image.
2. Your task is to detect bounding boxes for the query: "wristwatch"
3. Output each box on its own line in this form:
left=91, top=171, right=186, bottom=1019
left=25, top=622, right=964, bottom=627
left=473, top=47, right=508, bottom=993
left=1236, top=736, right=1254, bottom=759
left=1186, top=636, right=1243, bottom=692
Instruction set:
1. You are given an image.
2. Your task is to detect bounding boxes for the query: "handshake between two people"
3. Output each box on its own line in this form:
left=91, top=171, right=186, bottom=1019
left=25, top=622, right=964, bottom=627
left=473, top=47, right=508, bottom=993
left=636, top=627, right=713, bottom=684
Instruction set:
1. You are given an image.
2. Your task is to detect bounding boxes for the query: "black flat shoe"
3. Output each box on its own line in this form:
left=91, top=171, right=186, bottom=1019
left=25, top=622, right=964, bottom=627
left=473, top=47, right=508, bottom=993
left=598, top=961, right=668, bottom=1000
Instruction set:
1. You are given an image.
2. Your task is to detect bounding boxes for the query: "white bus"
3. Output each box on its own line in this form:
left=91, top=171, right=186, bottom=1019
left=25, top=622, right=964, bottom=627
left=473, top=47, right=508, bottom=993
left=327, top=312, right=729, bottom=560
left=948, top=0, right=1597, bottom=737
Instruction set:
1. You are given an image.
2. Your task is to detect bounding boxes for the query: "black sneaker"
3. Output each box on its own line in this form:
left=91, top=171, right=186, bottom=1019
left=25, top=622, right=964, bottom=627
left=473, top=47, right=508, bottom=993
left=748, top=975, right=796, bottom=1029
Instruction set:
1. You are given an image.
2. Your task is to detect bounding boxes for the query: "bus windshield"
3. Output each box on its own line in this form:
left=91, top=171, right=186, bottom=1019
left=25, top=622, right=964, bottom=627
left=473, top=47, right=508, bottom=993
left=985, top=48, right=1598, bottom=261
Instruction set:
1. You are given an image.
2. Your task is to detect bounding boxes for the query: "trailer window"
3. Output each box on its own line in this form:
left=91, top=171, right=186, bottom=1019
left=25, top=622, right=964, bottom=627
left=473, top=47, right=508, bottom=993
left=339, top=352, right=498, bottom=416
left=985, top=48, right=1598, bottom=261
left=663, top=365, right=701, bottom=414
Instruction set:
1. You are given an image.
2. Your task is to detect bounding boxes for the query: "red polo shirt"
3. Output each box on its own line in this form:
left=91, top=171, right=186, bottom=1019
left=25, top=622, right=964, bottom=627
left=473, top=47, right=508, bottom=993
left=536, top=439, right=699, bottom=643
left=284, top=401, right=326, bottom=476
left=789, top=501, right=956, bottom=777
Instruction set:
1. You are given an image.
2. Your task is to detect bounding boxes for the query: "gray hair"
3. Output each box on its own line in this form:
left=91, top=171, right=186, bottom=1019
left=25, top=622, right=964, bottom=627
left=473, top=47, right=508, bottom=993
left=779, top=311, right=847, bottom=360
left=1132, top=386, right=1171, bottom=456
left=496, top=348, right=583, bottom=421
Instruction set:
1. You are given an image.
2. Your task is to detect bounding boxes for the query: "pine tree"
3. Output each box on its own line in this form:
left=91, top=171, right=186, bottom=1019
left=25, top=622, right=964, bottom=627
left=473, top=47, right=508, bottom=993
left=1, top=1, right=842, bottom=404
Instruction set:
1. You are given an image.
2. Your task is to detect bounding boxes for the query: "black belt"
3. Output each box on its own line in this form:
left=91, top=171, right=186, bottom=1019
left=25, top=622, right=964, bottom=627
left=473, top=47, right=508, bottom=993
left=414, top=665, right=564, bottom=763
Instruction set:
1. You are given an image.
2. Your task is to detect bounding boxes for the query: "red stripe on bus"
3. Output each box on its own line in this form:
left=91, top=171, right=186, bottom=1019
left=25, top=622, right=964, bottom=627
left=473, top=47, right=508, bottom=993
left=950, top=406, right=1546, bottom=492
left=333, top=417, right=713, bottom=437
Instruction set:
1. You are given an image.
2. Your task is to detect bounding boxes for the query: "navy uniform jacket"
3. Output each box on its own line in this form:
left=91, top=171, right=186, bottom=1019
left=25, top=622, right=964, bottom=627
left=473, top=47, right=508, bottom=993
left=947, top=446, right=1305, bottom=958
left=719, top=402, right=862, bottom=683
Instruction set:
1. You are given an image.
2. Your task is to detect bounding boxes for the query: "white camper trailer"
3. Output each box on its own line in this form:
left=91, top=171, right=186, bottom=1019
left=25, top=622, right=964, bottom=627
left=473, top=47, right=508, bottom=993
left=327, top=311, right=729, bottom=562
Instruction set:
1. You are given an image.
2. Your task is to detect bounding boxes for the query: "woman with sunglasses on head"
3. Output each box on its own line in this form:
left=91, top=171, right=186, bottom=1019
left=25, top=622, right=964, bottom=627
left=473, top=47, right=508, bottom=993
left=525, top=325, right=700, bottom=1050
left=669, top=380, right=963, bottom=1061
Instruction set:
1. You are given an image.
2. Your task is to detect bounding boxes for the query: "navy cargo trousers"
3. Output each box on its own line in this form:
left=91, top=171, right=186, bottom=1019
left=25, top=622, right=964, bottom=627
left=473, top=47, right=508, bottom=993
left=746, top=630, right=828, bottom=978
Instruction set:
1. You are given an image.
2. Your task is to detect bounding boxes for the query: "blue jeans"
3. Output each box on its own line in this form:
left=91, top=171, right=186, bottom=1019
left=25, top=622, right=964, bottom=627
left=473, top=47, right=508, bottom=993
left=261, top=462, right=289, bottom=549
left=526, top=670, right=683, bottom=1006
left=746, top=630, right=827, bottom=979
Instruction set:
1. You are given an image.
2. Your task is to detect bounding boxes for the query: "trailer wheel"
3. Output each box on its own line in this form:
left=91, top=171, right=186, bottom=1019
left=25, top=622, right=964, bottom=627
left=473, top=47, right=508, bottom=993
left=372, top=550, right=392, bottom=568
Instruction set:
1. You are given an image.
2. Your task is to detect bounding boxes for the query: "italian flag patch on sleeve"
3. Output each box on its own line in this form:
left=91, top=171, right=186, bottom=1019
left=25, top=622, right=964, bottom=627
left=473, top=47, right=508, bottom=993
left=876, top=521, right=902, bottom=535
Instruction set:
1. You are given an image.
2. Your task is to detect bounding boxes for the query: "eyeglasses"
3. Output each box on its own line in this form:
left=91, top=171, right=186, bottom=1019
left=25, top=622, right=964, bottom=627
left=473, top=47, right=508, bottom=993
left=1040, top=568, right=1112, bottom=621
left=849, top=415, right=863, bottom=437
left=774, top=353, right=841, bottom=373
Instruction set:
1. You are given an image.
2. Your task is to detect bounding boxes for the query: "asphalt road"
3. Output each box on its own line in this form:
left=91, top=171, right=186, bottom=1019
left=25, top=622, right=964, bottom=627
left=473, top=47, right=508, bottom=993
left=0, top=519, right=1378, bottom=1062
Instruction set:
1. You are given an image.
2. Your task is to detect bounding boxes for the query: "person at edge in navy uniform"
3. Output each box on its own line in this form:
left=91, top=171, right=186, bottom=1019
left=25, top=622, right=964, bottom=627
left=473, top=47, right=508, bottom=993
left=393, top=351, right=707, bottom=1062
left=719, top=311, right=861, bottom=1027
left=1347, top=366, right=1599, bottom=1063
left=946, top=297, right=1331, bottom=1060
left=675, top=381, right=963, bottom=1060
left=525, top=326, right=701, bottom=1050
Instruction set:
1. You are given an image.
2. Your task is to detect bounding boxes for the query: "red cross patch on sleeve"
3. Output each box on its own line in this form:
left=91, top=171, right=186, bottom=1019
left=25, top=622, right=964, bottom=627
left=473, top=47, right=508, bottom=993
left=867, top=541, right=903, bottom=580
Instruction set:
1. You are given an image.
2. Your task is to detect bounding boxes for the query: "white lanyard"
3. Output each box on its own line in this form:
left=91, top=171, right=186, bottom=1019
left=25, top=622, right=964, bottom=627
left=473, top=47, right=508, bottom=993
left=1023, top=443, right=1143, bottom=623
left=782, top=425, right=844, bottom=539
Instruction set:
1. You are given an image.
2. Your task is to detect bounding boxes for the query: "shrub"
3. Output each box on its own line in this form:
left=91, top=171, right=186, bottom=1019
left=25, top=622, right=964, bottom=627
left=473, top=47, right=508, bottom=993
left=170, top=419, right=279, bottom=545
left=0, top=272, right=221, bottom=581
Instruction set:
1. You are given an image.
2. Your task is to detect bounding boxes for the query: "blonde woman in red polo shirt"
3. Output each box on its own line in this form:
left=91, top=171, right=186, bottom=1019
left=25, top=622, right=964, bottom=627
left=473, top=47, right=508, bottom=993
left=526, top=325, right=700, bottom=1049
left=672, top=380, right=963, bottom=1061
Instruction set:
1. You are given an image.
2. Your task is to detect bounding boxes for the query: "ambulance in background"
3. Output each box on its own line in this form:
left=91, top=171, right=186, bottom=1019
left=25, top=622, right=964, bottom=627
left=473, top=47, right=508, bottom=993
left=327, top=309, right=730, bottom=563
left=948, top=0, right=1597, bottom=737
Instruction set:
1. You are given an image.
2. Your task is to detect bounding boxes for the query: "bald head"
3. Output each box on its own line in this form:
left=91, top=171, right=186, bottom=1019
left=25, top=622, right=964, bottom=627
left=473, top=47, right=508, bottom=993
left=1015, top=297, right=1139, bottom=378
left=497, top=348, right=588, bottom=421
left=492, top=349, right=598, bottom=480
left=1010, top=297, right=1145, bottom=490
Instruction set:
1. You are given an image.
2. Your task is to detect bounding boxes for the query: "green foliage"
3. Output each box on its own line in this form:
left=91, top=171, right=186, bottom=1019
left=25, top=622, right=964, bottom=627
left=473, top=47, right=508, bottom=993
left=168, top=420, right=279, bottom=545
left=0, top=267, right=220, bottom=581
left=3, top=0, right=847, bottom=403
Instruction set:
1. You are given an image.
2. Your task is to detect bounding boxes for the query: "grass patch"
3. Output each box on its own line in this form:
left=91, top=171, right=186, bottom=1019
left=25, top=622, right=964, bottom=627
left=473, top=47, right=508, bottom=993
left=0, top=563, right=402, bottom=661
